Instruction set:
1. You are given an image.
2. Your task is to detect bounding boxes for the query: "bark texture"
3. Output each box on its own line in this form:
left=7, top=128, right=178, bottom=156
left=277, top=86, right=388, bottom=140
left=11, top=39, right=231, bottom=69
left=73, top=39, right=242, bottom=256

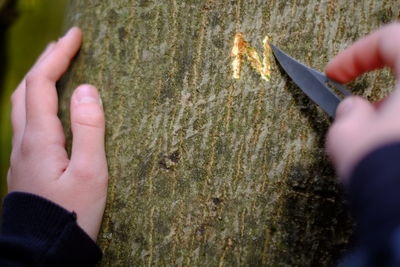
left=60, top=1, right=399, bottom=266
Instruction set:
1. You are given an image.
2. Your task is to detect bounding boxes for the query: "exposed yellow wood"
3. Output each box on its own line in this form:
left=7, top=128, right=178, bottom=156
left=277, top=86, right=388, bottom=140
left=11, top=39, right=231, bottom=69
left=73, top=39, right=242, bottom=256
left=231, top=33, right=272, bottom=81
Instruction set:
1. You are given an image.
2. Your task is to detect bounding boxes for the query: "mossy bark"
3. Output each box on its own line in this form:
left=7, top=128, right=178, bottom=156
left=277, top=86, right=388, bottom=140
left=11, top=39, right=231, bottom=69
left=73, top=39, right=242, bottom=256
left=60, top=1, right=399, bottom=266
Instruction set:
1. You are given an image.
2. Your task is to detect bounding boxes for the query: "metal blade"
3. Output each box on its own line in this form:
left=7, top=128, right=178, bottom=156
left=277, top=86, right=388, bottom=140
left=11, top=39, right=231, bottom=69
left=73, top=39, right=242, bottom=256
left=270, top=44, right=350, bottom=118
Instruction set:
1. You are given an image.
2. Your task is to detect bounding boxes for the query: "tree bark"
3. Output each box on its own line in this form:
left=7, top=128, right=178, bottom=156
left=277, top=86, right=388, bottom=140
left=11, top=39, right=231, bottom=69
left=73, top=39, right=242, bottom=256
left=60, top=1, right=398, bottom=266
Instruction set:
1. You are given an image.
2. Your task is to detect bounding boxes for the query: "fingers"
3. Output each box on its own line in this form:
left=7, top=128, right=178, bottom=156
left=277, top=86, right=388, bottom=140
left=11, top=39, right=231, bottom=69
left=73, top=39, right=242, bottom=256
left=327, top=96, right=376, bottom=179
left=68, top=85, right=107, bottom=182
left=325, top=23, right=400, bottom=83
left=330, top=97, right=375, bottom=146
left=35, top=42, right=57, bottom=66
left=11, top=81, right=27, bottom=147
left=11, top=42, right=57, bottom=147
left=25, top=27, right=82, bottom=132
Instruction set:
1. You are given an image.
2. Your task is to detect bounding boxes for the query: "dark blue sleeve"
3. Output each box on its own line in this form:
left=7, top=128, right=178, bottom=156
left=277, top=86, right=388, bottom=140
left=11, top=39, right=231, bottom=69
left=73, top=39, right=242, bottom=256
left=0, top=192, right=102, bottom=266
left=339, top=143, right=400, bottom=267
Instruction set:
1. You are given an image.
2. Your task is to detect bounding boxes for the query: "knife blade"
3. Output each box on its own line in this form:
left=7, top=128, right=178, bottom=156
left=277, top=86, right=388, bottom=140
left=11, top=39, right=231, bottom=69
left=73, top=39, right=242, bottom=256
left=270, top=44, right=351, bottom=118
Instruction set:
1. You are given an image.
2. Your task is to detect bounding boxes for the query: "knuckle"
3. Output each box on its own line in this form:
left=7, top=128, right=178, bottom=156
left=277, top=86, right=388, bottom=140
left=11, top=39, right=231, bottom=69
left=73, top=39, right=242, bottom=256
left=73, top=167, right=96, bottom=180
left=19, top=130, right=47, bottom=157
left=73, top=108, right=105, bottom=129
left=71, top=165, right=107, bottom=185
left=25, top=72, right=38, bottom=87
left=25, top=71, right=46, bottom=88
left=19, top=134, right=37, bottom=158
left=18, top=129, right=65, bottom=159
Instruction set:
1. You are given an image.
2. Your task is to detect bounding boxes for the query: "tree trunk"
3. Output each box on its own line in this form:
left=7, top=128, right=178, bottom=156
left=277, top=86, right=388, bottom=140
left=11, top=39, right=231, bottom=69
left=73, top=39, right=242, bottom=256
left=60, top=1, right=398, bottom=266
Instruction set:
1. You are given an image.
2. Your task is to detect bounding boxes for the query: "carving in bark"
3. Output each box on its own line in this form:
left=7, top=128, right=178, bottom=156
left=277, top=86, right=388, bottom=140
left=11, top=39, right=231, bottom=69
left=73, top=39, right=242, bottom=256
left=59, top=1, right=399, bottom=266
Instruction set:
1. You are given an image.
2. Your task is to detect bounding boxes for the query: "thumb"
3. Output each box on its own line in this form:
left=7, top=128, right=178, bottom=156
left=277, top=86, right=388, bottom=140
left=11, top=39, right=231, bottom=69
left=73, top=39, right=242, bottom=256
left=69, top=84, right=107, bottom=179
left=334, top=96, right=373, bottom=119
left=327, top=96, right=375, bottom=179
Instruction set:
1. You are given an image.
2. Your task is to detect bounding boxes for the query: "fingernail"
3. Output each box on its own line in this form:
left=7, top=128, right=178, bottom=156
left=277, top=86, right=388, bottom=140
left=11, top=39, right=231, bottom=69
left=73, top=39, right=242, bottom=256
left=336, top=97, right=353, bottom=117
left=75, top=85, right=100, bottom=104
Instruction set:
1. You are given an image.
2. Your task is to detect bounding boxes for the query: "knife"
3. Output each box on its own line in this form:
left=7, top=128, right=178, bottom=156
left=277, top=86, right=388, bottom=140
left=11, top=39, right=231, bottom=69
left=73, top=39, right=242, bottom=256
left=270, top=44, right=351, bottom=118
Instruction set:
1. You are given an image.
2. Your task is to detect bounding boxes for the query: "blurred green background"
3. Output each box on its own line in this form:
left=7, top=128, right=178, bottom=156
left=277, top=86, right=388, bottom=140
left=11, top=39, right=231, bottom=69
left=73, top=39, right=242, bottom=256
left=0, top=0, right=67, bottom=198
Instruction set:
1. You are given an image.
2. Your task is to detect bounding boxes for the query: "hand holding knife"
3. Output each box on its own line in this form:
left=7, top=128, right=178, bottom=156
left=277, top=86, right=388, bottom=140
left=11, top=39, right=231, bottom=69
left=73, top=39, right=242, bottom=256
left=272, top=24, right=400, bottom=181
left=270, top=44, right=352, bottom=118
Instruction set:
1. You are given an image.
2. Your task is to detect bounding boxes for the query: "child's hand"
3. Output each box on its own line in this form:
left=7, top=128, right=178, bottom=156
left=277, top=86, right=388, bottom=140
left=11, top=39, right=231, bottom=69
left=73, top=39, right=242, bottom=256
left=325, top=23, right=400, bottom=181
left=7, top=27, right=108, bottom=241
